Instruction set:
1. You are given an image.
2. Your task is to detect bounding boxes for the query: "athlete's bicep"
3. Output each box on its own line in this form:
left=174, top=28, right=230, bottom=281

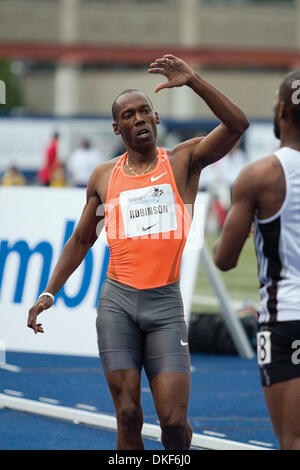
left=213, top=167, right=255, bottom=271
left=73, top=170, right=103, bottom=246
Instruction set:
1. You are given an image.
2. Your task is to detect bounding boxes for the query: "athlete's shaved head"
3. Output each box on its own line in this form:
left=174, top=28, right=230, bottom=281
left=279, top=71, right=300, bottom=125
left=274, top=71, right=300, bottom=138
left=112, top=89, right=154, bottom=121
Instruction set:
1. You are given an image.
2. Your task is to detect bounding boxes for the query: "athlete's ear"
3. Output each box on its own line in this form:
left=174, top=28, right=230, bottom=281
left=282, top=101, right=295, bottom=123
left=112, top=122, right=121, bottom=136
left=279, top=101, right=287, bottom=121
left=155, top=112, right=160, bottom=125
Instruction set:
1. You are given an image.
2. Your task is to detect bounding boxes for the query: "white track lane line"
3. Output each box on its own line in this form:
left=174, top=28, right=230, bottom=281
left=3, top=389, right=23, bottom=397
left=39, top=397, right=60, bottom=405
left=75, top=403, right=97, bottom=411
left=248, top=440, right=274, bottom=447
left=0, top=364, right=22, bottom=373
left=0, top=393, right=271, bottom=450
left=203, top=430, right=227, bottom=438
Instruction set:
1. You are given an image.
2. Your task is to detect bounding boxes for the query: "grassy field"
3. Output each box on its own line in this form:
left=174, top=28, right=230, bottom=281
left=192, top=234, right=260, bottom=313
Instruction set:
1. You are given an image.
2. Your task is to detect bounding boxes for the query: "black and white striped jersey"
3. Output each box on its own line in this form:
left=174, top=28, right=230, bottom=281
left=254, top=147, right=300, bottom=324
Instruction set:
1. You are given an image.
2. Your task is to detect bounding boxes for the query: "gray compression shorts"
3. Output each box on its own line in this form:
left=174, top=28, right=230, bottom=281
left=96, top=276, right=190, bottom=381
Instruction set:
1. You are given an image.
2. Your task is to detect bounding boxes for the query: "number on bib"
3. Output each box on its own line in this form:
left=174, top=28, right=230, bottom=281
left=257, top=331, right=272, bottom=365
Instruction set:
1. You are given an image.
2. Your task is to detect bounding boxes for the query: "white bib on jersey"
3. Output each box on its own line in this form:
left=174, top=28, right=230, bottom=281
left=120, top=183, right=177, bottom=238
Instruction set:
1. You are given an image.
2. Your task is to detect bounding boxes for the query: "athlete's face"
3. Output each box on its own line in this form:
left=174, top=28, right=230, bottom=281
left=273, top=89, right=281, bottom=140
left=113, top=92, right=160, bottom=151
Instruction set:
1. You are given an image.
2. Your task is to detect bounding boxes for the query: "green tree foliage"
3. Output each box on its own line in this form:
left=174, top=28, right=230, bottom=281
left=0, top=60, right=24, bottom=114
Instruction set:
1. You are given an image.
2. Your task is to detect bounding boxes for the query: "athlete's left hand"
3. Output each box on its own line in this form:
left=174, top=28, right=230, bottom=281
left=148, top=54, right=194, bottom=93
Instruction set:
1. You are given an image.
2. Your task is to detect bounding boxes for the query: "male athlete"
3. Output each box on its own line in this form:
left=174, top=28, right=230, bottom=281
left=27, top=54, right=248, bottom=450
left=213, top=71, right=300, bottom=450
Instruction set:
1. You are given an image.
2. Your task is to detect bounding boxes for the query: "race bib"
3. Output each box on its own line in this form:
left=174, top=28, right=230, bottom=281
left=120, top=184, right=177, bottom=238
left=257, top=331, right=272, bottom=366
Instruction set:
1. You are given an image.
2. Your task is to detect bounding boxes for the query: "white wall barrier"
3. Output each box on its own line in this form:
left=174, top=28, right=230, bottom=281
left=0, top=117, right=117, bottom=173
left=0, top=187, right=206, bottom=357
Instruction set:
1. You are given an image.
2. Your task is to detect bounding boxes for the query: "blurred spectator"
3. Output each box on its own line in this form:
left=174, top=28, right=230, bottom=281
left=66, top=138, right=102, bottom=188
left=38, top=132, right=60, bottom=186
left=1, top=165, right=26, bottom=186
left=50, top=162, right=68, bottom=187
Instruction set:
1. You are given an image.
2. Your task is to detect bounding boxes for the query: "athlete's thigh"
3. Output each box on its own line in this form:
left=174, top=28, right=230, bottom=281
left=96, top=279, right=143, bottom=374
left=150, top=372, right=190, bottom=424
left=257, top=321, right=300, bottom=445
left=141, top=282, right=190, bottom=380
left=263, top=378, right=300, bottom=446
left=105, top=369, right=143, bottom=411
left=257, top=321, right=300, bottom=384
left=143, top=321, right=191, bottom=423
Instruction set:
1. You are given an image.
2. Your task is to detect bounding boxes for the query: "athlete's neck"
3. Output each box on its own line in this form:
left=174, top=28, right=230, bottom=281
left=126, top=148, right=158, bottom=168
left=280, top=126, right=300, bottom=152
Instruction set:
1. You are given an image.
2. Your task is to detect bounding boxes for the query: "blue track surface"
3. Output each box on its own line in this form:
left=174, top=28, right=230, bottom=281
left=0, top=351, right=278, bottom=450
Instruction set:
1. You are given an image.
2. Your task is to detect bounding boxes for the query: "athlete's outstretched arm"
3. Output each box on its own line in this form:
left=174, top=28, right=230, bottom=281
left=148, top=54, right=249, bottom=171
left=213, top=165, right=255, bottom=271
left=27, top=170, right=103, bottom=334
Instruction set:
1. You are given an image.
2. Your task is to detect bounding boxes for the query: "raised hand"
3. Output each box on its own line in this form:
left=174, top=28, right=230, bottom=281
left=148, top=54, right=194, bottom=93
left=27, top=295, right=54, bottom=334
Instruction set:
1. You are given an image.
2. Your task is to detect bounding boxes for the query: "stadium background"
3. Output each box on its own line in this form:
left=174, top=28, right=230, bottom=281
left=1, top=0, right=299, bottom=451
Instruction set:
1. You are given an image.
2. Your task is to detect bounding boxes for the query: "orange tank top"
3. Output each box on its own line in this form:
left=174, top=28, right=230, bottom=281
left=105, top=147, right=192, bottom=289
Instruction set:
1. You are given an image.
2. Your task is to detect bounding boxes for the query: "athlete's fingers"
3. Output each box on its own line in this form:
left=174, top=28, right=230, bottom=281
left=27, top=309, right=37, bottom=332
left=149, top=61, right=166, bottom=68
left=149, top=60, right=169, bottom=69
left=163, top=54, right=177, bottom=60
left=155, top=57, right=172, bottom=65
left=27, top=310, right=37, bottom=332
left=36, top=323, right=44, bottom=334
left=31, top=316, right=43, bottom=334
left=27, top=299, right=51, bottom=333
left=154, top=82, right=172, bottom=94
left=148, top=67, right=168, bottom=76
left=150, top=58, right=174, bottom=68
left=150, top=59, right=173, bottom=71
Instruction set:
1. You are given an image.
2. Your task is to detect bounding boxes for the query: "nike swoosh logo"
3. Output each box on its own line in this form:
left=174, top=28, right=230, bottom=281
left=142, top=223, right=158, bottom=232
left=151, top=172, right=167, bottom=182
left=180, top=339, right=188, bottom=346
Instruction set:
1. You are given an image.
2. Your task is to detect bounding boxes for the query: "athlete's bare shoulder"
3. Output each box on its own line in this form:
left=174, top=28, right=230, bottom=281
left=237, top=154, right=280, bottom=185
left=88, top=156, right=121, bottom=204
left=257, top=154, right=286, bottom=205
left=168, top=137, right=205, bottom=163
left=235, top=154, right=285, bottom=218
left=91, top=156, right=120, bottom=179
left=246, top=154, right=284, bottom=192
